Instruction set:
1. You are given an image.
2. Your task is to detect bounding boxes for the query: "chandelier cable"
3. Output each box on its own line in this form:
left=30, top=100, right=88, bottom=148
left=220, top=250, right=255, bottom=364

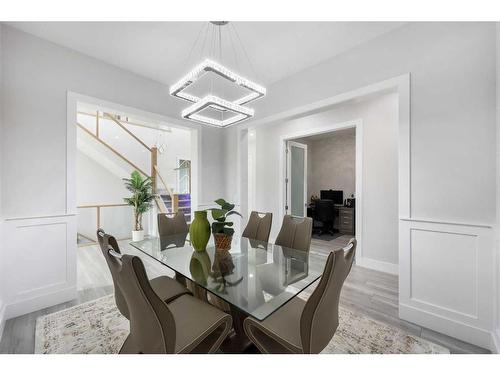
left=231, top=23, right=261, bottom=83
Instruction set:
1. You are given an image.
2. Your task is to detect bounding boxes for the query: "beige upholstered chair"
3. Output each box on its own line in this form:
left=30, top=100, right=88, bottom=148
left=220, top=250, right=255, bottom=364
left=242, top=211, right=273, bottom=243
left=243, top=238, right=356, bottom=354
left=114, top=253, right=232, bottom=353
left=97, top=229, right=190, bottom=320
left=157, top=211, right=189, bottom=237
left=275, top=215, right=313, bottom=252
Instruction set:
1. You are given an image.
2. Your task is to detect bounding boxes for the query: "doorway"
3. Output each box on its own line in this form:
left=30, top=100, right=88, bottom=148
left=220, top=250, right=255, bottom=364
left=285, top=141, right=308, bottom=217
left=280, top=120, right=363, bottom=251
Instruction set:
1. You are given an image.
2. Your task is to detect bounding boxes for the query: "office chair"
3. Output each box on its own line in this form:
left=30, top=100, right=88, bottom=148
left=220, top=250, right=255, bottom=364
left=314, top=199, right=335, bottom=236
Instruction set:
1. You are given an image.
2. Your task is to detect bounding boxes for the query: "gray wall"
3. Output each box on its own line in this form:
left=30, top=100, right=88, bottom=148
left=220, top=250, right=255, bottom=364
left=252, top=22, right=496, bottom=225
left=296, top=127, right=356, bottom=200
left=0, top=25, right=225, bottom=218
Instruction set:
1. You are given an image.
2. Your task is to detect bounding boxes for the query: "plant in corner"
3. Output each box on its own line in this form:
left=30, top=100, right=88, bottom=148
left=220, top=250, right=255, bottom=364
left=123, top=170, right=155, bottom=242
left=209, top=198, right=242, bottom=251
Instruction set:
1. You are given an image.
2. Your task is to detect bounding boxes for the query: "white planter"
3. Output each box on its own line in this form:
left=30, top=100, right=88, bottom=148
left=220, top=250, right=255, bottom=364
left=132, top=230, right=144, bottom=242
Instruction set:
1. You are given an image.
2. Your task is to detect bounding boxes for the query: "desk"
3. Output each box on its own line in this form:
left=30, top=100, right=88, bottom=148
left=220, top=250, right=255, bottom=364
left=307, top=204, right=355, bottom=235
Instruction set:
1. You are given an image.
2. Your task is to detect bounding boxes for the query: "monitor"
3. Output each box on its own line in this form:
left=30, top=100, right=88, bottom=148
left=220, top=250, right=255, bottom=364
left=320, top=190, right=343, bottom=205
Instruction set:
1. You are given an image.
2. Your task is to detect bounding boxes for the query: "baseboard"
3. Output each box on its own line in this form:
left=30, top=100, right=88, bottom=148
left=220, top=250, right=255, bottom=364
left=355, top=256, right=398, bottom=275
left=5, top=286, right=77, bottom=320
left=491, top=328, right=500, bottom=354
left=400, top=303, right=492, bottom=350
left=0, top=301, right=6, bottom=342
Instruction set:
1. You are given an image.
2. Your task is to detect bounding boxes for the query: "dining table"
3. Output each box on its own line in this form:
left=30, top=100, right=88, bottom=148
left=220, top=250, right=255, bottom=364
left=130, top=233, right=327, bottom=352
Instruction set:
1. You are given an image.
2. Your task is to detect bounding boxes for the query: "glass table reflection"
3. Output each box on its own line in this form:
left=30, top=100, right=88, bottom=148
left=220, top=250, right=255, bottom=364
left=130, top=234, right=326, bottom=321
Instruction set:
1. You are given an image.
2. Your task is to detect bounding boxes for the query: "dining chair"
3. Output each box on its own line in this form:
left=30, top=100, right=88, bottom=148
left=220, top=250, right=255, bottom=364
left=275, top=215, right=313, bottom=252
left=242, top=211, right=273, bottom=243
left=157, top=211, right=189, bottom=237
left=113, top=252, right=232, bottom=353
left=97, top=229, right=191, bottom=320
left=243, top=238, right=357, bottom=354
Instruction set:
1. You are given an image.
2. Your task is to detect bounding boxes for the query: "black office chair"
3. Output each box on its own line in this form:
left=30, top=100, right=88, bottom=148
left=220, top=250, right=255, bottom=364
left=314, top=199, right=335, bottom=236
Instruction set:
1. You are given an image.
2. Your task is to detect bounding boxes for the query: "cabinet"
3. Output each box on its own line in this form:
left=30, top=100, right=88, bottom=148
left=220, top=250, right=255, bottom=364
left=339, top=207, right=355, bottom=235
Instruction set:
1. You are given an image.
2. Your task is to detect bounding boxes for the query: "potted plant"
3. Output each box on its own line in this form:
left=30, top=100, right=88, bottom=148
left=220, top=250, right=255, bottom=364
left=209, top=198, right=242, bottom=251
left=123, top=170, right=155, bottom=241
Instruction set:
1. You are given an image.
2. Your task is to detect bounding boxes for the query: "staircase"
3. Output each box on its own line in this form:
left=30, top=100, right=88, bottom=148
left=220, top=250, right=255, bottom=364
left=76, top=111, right=192, bottom=243
left=160, top=191, right=192, bottom=222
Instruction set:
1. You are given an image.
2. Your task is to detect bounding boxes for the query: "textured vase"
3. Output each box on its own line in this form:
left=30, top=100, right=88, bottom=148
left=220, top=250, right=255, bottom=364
left=189, top=210, right=211, bottom=252
left=214, top=233, right=233, bottom=251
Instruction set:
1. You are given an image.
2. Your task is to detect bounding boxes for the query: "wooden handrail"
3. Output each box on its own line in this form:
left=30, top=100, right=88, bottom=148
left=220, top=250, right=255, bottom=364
left=77, top=110, right=172, bottom=133
left=155, top=196, right=168, bottom=214
left=103, top=113, right=152, bottom=152
left=77, top=203, right=128, bottom=209
left=77, top=123, right=150, bottom=177
left=154, top=165, right=175, bottom=197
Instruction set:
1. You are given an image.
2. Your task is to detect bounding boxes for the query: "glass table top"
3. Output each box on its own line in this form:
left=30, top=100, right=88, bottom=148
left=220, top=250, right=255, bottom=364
left=130, top=234, right=327, bottom=321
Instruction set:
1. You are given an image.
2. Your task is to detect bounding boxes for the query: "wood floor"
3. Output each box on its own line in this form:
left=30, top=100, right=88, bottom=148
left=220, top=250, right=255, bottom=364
left=0, top=236, right=490, bottom=354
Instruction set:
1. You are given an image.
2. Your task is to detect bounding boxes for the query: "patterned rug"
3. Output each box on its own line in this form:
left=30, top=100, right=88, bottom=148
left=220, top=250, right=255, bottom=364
left=35, top=294, right=449, bottom=354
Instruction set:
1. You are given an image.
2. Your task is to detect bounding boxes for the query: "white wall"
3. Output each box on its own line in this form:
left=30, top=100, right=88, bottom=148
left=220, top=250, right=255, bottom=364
left=233, top=22, right=496, bottom=349
left=0, top=25, right=225, bottom=320
left=252, top=22, right=496, bottom=225
left=0, top=23, right=6, bottom=340
left=1, top=25, right=224, bottom=218
left=495, top=23, right=500, bottom=353
left=251, top=92, right=399, bottom=268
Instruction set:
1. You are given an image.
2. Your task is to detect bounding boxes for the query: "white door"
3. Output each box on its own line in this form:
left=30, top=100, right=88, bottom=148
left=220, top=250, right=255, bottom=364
left=285, top=141, right=308, bottom=217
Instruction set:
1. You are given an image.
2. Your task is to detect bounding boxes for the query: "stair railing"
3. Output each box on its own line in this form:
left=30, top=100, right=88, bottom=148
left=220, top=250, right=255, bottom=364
left=77, top=111, right=177, bottom=215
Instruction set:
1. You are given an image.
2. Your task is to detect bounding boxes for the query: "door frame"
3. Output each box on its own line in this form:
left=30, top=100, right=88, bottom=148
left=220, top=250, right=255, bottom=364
left=285, top=141, right=308, bottom=217
left=279, top=119, right=363, bottom=258
left=66, top=91, right=201, bottom=227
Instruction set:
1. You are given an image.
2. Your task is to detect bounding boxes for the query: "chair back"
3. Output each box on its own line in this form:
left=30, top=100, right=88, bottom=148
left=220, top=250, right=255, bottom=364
left=315, top=200, right=335, bottom=222
left=97, top=229, right=130, bottom=319
left=118, top=254, right=177, bottom=353
left=242, top=211, right=273, bottom=243
left=275, top=215, right=313, bottom=252
left=299, top=238, right=356, bottom=353
left=158, top=211, right=189, bottom=237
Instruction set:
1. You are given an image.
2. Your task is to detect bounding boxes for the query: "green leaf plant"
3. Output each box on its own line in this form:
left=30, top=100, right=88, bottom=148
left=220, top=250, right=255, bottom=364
left=207, top=198, right=242, bottom=237
left=123, top=170, right=156, bottom=231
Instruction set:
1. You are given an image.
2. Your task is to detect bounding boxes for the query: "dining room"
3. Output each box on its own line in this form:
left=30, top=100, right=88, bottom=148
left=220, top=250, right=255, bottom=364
left=0, top=13, right=499, bottom=370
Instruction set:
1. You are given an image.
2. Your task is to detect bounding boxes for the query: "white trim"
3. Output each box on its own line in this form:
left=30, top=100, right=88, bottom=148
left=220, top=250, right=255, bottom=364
left=278, top=119, right=364, bottom=262
left=400, top=303, right=493, bottom=350
left=356, top=256, right=398, bottom=276
left=399, top=218, right=495, bottom=350
left=285, top=141, right=308, bottom=217
left=2, top=214, right=77, bottom=320
left=492, top=328, right=500, bottom=353
left=243, top=74, right=410, bottom=130
left=4, top=286, right=77, bottom=320
left=0, top=300, right=6, bottom=342
left=5, top=213, right=77, bottom=221
left=67, top=91, right=201, bottom=214
left=400, top=216, right=493, bottom=229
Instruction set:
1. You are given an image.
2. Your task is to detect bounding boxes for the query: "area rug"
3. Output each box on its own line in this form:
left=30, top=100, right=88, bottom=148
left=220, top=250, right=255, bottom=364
left=35, top=294, right=449, bottom=354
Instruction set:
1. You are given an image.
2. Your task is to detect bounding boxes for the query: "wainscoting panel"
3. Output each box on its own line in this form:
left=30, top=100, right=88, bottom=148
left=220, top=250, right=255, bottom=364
left=2, top=215, right=77, bottom=319
left=399, top=218, right=495, bottom=350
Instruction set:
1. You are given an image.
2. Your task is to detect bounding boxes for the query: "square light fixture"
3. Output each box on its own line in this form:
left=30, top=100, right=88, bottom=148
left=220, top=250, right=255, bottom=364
left=170, top=59, right=266, bottom=109
left=181, top=95, right=254, bottom=128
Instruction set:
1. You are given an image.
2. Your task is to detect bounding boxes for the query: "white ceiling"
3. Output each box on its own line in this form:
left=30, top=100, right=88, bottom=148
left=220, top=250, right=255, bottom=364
left=6, top=22, right=405, bottom=86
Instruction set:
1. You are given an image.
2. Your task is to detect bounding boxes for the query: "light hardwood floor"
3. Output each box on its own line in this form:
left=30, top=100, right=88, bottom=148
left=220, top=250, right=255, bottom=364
left=0, top=236, right=490, bottom=354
